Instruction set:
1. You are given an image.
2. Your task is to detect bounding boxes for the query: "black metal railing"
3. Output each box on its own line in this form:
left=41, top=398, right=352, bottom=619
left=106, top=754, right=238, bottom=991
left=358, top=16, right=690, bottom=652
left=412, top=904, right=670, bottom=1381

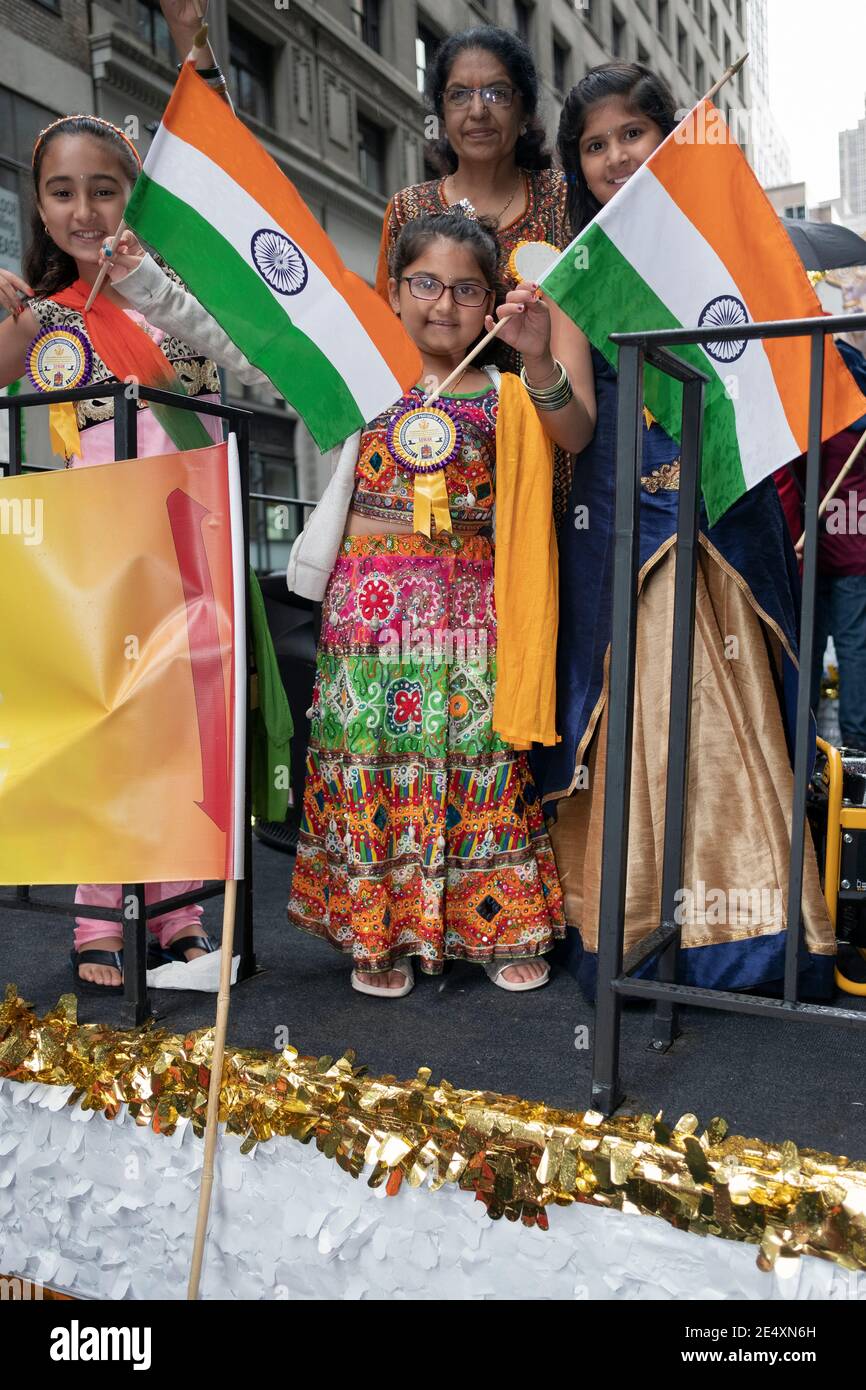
left=0, top=382, right=258, bottom=1025
left=592, top=309, right=866, bottom=1114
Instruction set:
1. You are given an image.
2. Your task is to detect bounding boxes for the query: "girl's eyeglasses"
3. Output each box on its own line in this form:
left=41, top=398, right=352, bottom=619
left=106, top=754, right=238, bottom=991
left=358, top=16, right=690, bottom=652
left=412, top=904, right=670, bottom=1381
left=443, top=84, right=516, bottom=108
left=400, top=275, right=493, bottom=308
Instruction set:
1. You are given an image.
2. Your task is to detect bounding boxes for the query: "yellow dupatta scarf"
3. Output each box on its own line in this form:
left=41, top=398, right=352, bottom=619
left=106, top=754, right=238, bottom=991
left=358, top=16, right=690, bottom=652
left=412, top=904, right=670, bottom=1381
left=492, top=372, right=559, bottom=749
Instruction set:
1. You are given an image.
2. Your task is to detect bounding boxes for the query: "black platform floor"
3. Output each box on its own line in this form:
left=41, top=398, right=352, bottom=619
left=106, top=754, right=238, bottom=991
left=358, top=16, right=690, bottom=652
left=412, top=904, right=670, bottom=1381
left=3, top=835, right=866, bottom=1159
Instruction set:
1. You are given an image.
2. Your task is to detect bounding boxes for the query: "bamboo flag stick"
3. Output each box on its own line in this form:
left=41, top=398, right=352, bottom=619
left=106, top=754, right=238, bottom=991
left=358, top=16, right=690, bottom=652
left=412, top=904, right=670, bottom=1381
left=187, top=879, right=238, bottom=1301
left=83, top=219, right=127, bottom=312
left=422, top=54, right=750, bottom=409
left=422, top=315, right=512, bottom=406
left=795, top=429, right=866, bottom=553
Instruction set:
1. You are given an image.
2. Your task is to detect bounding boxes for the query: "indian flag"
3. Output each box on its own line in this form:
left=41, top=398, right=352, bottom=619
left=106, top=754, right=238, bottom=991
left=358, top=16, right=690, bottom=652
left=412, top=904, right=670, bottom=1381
left=125, top=64, right=422, bottom=452
left=541, top=99, right=866, bottom=523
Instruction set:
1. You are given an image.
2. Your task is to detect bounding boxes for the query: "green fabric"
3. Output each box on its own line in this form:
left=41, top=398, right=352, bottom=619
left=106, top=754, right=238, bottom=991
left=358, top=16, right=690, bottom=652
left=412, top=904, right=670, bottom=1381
left=125, top=174, right=365, bottom=451
left=543, top=221, right=743, bottom=524
left=248, top=567, right=293, bottom=822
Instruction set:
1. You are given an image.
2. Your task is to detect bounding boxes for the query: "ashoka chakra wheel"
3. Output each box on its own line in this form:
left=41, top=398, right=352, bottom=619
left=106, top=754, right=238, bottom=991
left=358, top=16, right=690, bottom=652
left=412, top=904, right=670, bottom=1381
left=698, top=294, right=749, bottom=362
left=251, top=229, right=308, bottom=296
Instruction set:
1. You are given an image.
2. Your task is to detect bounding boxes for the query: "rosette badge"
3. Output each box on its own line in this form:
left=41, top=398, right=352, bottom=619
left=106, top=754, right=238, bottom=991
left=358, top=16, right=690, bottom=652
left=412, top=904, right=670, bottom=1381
left=26, top=326, right=92, bottom=394
left=251, top=229, right=308, bottom=296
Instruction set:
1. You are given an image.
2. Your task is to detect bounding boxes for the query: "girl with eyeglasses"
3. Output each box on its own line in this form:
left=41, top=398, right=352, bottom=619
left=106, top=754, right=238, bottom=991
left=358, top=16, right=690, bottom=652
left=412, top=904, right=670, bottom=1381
left=287, top=211, right=596, bottom=997
left=531, top=63, right=835, bottom=999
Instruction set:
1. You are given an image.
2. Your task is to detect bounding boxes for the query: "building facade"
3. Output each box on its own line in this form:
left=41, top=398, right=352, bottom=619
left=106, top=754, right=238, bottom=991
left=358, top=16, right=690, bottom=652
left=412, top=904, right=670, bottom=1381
left=840, top=98, right=866, bottom=220
left=3, top=0, right=763, bottom=523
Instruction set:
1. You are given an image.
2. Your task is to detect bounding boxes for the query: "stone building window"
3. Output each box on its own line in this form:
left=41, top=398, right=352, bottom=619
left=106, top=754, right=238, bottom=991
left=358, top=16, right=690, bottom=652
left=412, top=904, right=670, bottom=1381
left=552, top=37, right=569, bottom=96
left=134, top=0, right=174, bottom=65
left=228, top=21, right=274, bottom=126
left=358, top=114, right=387, bottom=195
left=612, top=7, right=627, bottom=59
left=351, top=0, right=381, bottom=53
left=514, top=1, right=532, bottom=47
left=416, top=21, right=441, bottom=95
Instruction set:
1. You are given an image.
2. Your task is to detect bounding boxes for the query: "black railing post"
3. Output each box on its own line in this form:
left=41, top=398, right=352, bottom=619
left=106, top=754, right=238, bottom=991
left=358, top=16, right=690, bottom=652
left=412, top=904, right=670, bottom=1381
left=784, top=330, right=825, bottom=1002
left=235, top=415, right=256, bottom=980
left=8, top=403, right=22, bottom=476
left=121, top=883, right=150, bottom=1026
left=114, top=383, right=138, bottom=461
left=591, top=341, right=645, bottom=1115
left=651, top=363, right=706, bottom=1050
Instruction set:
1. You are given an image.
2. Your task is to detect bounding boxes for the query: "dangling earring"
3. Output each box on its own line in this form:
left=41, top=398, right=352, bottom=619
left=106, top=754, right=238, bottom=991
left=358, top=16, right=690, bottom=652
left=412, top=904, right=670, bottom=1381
left=520, top=125, right=527, bottom=136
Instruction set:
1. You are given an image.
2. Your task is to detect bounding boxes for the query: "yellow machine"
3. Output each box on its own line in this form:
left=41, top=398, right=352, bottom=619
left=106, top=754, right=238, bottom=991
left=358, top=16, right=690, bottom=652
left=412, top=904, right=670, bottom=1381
left=814, top=737, right=866, bottom=995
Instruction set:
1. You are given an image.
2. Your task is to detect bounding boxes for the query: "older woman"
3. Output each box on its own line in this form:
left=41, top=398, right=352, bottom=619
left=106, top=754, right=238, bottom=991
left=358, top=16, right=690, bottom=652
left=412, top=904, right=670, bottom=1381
left=376, top=26, right=592, bottom=517
left=376, top=27, right=570, bottom=293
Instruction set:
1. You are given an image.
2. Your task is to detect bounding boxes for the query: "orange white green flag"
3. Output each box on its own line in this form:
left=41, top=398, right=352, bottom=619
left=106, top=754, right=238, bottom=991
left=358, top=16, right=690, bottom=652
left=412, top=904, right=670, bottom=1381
left=0, top=442, right=245, bottom=885
left=540, top=98, right=866, bottom=523
left=124, top=63, right=422, bottom=452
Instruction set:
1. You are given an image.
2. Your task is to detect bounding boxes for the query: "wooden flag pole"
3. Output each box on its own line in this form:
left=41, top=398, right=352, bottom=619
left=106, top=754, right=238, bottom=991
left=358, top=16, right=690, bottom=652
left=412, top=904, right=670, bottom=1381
left=187, top=878, right=238, bottom=1300
left=83, top=219, right=127, bottom=312
left=795, top=429, right=866, bottom=553
left=704, top=51, right=748, bottom=104
left=422, top=315, right=512, bottom=406
left=423, top=55, right=750, bottom=409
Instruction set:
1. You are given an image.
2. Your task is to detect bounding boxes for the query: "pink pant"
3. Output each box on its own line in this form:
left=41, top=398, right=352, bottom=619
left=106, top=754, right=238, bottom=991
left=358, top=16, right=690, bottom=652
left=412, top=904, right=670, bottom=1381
left=73, top=882, right=204, bottom=951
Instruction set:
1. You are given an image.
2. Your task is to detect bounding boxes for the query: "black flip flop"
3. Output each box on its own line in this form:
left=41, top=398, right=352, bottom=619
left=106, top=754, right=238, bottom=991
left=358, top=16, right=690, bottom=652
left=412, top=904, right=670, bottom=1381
left=150, top=933, right=217, bottom=967
left=70, top=947, right=124, bottom=995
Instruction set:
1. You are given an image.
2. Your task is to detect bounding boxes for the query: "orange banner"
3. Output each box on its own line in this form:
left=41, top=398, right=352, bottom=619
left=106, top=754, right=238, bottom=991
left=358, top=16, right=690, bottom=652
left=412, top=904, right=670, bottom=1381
left=0, top=443, right=243, bottom=884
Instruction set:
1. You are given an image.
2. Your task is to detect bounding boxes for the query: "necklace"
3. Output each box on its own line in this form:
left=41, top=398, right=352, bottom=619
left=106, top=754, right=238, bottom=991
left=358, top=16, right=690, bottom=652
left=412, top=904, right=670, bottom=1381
left=444, top=172, right=524, bottom=226
left=494, top=172, right=524, bottom=225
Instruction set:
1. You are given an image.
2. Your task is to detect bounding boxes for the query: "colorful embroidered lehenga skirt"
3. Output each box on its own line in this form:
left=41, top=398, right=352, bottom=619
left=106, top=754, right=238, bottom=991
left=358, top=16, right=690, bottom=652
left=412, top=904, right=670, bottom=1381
left=287, top=532, right=565, bottom=973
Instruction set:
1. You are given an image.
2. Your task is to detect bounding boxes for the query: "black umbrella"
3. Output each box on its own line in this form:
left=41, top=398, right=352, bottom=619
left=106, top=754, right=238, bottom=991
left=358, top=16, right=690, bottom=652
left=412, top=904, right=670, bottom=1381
left=782, top=217, right=866, bottom=271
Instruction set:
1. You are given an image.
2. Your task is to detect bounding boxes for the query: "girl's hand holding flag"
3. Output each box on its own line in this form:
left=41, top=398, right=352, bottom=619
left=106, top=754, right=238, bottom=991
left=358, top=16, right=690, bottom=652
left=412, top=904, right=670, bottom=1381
left=97, top=231, right=146, bottom=284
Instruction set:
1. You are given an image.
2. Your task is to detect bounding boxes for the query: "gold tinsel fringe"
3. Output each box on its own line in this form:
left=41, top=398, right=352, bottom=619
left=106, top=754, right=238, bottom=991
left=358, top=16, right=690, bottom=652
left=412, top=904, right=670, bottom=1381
left=2, top=985, right=866, bottom=1269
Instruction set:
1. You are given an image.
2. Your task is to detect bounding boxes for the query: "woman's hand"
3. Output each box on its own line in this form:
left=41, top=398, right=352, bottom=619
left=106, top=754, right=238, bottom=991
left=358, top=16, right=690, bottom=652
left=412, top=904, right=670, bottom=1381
left=0, top=268, right=34, bottom=320
left=159, top=0, right=208, bottom=37
left=97, top=230, right=146, bottom=284
left=485, top=283, right=553, bottom=367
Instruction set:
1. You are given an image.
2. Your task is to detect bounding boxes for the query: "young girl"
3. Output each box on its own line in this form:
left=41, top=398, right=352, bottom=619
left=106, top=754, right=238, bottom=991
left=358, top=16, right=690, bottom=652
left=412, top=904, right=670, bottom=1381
left=532, top=62, right=836, bottom=997
left=0, top=110, right=270, bottom=994
left=287, top=211, right=595, bottom=996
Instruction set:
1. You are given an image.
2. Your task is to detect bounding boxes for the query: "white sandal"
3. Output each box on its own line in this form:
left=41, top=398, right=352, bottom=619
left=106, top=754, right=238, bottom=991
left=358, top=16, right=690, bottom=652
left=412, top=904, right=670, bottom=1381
left=483, top=957, right=551, bottom=992
left=351, top=957, right=415, bottom=998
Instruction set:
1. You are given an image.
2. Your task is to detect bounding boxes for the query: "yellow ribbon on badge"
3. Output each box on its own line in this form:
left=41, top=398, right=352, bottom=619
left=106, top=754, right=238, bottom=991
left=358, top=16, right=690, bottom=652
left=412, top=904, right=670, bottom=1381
left=48, top=401, right=82, bottom=463
left=413, top=470, right=452, bottom=537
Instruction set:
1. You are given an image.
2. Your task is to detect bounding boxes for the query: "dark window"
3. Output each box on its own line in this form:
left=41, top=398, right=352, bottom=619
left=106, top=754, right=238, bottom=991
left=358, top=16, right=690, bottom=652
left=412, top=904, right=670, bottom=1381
left=709, top=4, right=718, bottom=49
left=514, top=1, right=532, bottom=46
left=228, top=21, right=274, bottom=125
left=657, top=0, right=669, bottom=42
left=694, top=53, right=705, bottom=93
left=676, top=21, right=688, bottom=70
left=735, top=0, right=743, bottom=31
left=416, top=22, right=440, bottom=95
left=693, top=0, right=704, bottom=23
left=135, top=0, right=174, bottom=64
left=358, top=114, right=387, bottom=194
left=351, top=0, right=381, bottom=53
left=552, top=38, right=569, bottom=95
left=583, top=0, right=595, bottom=28
left=724, top=32, right=732, bottom=68
left=637, top=41, right=651, bottom=66
left=612, top=7, right=626, bottom=58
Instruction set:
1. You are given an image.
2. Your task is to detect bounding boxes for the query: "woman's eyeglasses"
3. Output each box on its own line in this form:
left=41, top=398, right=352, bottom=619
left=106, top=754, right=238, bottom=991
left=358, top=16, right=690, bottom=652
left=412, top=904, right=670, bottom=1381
left=400, top=275, right=493, bottom=307
left=443, top=84, right=516, bottom=108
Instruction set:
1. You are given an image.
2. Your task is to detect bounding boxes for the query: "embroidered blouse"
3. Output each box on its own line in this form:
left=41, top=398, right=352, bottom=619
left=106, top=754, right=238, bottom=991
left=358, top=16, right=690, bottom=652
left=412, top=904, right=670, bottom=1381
left=351, top=386, right=498, bottom=535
